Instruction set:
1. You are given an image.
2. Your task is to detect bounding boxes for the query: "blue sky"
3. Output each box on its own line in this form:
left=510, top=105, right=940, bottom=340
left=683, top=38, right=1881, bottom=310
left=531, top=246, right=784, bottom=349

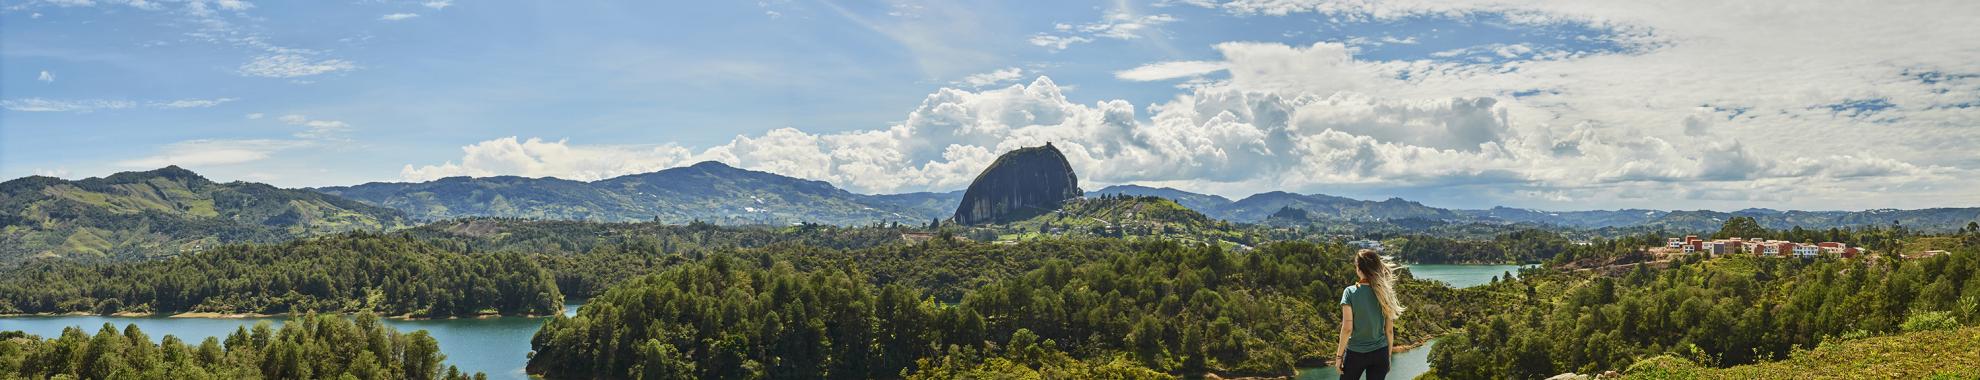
left=4, top=0, right=1978, bottom=211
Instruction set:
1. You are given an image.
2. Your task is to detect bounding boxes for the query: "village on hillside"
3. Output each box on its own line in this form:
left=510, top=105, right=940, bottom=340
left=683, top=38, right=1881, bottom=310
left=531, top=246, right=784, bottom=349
left=1662, top=235, right=1862, bottom=258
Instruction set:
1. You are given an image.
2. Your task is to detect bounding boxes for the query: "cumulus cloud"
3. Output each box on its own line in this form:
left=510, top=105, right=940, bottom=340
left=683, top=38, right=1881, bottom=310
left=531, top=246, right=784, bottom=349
left=239, top=53, right=357, bottom=78
left=37, top=71, right=54, bottom=83
left=400, top=137, right=697, bottom=181
left=404, top=71, right=1967, bottom=210
left=378, top=13, right=418, bottom=21
left=422, top=0, right=450, bottom=10
left=387, top=0, right=1977, bottom=209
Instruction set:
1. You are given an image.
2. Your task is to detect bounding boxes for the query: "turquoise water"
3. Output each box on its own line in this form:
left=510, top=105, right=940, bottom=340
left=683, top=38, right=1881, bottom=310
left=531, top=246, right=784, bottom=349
left=1296, top=340, right=1437, bottom=379
left=1402, top=263, right=1528, bottom=288
left=1294, top=264, right=1525, bottom=378
left=0, top=304, right=580, bottom=380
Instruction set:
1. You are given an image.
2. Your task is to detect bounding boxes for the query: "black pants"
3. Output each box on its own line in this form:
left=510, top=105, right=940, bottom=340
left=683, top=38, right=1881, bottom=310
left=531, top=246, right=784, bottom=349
left=1340, top=346, right=1390, bottom=380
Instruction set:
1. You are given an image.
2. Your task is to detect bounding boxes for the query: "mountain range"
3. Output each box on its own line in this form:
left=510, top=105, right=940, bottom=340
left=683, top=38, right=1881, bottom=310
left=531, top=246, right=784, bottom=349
left=0, top=166, right=409, bottom=263
left=317, top=161, right=956, bottom=225
left=6, top=163, right=1977, bottom=265
left=1086, top=185, right=1980, bottom=232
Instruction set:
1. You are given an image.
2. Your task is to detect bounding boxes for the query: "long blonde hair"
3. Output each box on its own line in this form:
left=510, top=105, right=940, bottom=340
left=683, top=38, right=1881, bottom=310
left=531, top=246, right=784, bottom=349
left=1355, top=249, right=1405, bottom=321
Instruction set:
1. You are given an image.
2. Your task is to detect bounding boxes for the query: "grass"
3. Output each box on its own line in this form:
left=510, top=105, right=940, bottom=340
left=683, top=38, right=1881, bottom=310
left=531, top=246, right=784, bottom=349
left=1624, top=325, right=1980, bottom=379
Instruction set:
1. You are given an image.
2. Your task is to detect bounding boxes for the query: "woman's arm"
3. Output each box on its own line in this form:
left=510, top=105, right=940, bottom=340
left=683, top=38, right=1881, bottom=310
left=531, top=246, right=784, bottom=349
left=1336, top=304, right=1353, bottom=364
left=1386, top=316, right=1395, bottom=355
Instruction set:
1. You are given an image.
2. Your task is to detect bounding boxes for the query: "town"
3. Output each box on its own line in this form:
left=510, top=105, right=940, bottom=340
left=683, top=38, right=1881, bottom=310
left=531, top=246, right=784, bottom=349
left=1665, top=235, right=1861, bottom=258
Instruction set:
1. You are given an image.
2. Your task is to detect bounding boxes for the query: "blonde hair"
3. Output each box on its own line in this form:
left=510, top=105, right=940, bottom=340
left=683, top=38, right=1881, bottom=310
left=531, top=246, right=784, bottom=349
left=1355, top=249, right=1405, bottom=321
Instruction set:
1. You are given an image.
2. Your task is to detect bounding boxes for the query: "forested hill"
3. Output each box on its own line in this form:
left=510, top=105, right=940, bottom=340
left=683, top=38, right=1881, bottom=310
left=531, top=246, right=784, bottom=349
left=0, top=166, right=410, bottom=265
left=526, top=240, right=1491, bottom=379
left=1428, top=232, right=1980, bottom=378
left=316, top=161, right=954, bottom=226
left=1087, top=184, right=1234, bottom=214
left=0, top=233, right=562, bottom=318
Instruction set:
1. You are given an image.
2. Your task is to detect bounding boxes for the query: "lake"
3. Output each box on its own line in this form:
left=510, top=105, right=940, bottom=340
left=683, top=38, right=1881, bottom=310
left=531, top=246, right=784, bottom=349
left=0, top=304, right=581, bottom=380
left=1403, top=263, right=1531, bottom=288
left=1294, top=263, right=1525, bottom=379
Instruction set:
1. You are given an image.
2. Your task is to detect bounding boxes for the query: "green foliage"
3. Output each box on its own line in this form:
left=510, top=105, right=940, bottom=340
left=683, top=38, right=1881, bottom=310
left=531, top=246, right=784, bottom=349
left=0, top=167, right=410, bottom=266
left=1623, top=326, right=1980, bottom=379
left=1901, top=310, right=1959, bottom=333
left=1431, top=241, right=1980, bottom=378
left=0, top=233, right=562, bottom=318
left=0, top=314, right=482, bottom=380
left=1711, top=217, right=1770, bottom=240
left=1391, top=229, right=1647, bottom=265
left=528, top=240, right=1477, bottom=378
left=975, top=195, right=1248, bottom=243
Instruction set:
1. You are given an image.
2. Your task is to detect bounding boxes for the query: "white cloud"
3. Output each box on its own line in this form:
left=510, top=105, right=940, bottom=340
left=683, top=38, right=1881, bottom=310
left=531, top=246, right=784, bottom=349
left=405, top=70, right=1972, bottom=210
left=422, top=0, right=451, bottom=10
left=1115, top=60, right=1227, bottom=81
left=151, top=97, right=238, bottom=109
left=1028, top=34, right=1093, bottom=51
left=401, top=137, right=697, bottom=181
left=1, top=97, right=237, bottom=112
left=115, top=139, right=304, bottom=168
left=37, top=71, right=54, bottom=83
left=246, top=112, right=265, bottom=119
left=214, top=0, right=251, bottom=11
left=2, top=98, right=137, bottom=112
left=1030, top=9, right=1178, bottom=51
left=957, top=67, right=1025, bottom=88
left=379, top=13, right=419, bottom=21
left=277, top=114, right=352, bottom=139
left=239, top=54, right=357, bottom=78
left=31, top=168, right=71, bottom=178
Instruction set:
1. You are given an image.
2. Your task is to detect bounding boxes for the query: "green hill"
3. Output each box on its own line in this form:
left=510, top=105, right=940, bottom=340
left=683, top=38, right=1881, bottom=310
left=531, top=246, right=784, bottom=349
left=978, top=195, right=1251, bottom=246
left=0, top=166, right=410, bottom=264
left=1624, top=325, right=1980, bottom=379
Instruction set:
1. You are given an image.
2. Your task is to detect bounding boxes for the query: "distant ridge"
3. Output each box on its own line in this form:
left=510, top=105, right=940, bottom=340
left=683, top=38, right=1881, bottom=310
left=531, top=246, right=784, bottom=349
left=0, top=166, right=410, bottom=263
left=317, top=161, right=957, bottom=225
left=1082, top=182, right=1980, bottom=232
left=1087, top=184, right=1234, bottom=212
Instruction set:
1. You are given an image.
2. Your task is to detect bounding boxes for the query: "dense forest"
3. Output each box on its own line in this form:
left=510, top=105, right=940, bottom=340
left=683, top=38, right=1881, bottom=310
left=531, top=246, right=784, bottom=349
left=526, top=240, right=1494, bottom=378
left=0, top=234, right=562, bottom=318
left=1428, top=226, right=1980, bottom=378
left=0, top=313, right=482, bottom=380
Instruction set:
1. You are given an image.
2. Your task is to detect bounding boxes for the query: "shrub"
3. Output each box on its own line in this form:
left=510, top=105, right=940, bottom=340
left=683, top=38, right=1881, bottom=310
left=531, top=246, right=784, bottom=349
left=1901, top=310, right=1959, bottom=333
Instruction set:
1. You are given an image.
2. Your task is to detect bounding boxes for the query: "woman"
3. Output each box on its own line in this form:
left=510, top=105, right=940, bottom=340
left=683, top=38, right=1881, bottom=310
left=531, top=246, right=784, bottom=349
left=1335, top=249, right=1405, bottom=380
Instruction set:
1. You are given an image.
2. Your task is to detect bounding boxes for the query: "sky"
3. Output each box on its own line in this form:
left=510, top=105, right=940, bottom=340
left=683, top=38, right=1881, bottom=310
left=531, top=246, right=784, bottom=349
left=2, top=0, right=1977, bottom=211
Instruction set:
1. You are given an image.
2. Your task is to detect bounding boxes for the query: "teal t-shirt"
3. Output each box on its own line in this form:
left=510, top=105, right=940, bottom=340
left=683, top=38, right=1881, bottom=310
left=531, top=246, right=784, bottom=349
left=1339, top=284, right=1389, bottom=353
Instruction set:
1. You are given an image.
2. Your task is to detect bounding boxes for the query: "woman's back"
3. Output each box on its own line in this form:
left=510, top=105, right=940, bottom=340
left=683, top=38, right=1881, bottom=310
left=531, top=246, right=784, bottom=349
left=1340, top=284, right=1389, bottom=352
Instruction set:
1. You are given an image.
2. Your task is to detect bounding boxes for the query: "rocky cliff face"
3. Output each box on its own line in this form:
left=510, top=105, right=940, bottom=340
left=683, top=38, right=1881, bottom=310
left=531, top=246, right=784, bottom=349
left=953, top=144, right=1082, bottom=225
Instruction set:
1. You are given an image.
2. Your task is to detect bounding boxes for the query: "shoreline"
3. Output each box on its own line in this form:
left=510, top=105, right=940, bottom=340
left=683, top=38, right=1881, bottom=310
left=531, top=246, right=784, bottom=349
left=0, top=310, right=563, bottom=321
